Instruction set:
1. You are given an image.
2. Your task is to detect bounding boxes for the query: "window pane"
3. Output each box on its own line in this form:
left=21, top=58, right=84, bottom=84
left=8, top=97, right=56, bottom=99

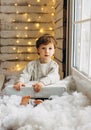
left=74, top=0, right=91, bottom=21
left=73, top=24, right=81, bottom=69
left=73, top=21, right=91, bottom=76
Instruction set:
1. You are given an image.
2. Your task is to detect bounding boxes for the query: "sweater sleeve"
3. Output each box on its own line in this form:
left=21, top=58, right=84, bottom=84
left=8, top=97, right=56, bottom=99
left=39, top=61, right=60, bottom=86
left=16, top=62, right=34, bottom=83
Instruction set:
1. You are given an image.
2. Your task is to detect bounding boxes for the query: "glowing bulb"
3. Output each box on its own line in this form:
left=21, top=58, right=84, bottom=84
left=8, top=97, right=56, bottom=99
left=16, top=57, right=18, bottom=59
left=28, top=41, right=32, bottom=45
left=25, top=26, right=28, bottom=30
left=14, top=3, right=18, bottom=6
left=38, top=16, right=41, bottom=19
left=27, top=48, right=31, bottom=52
left=13, top=47, right=16, bottom=50
left=12, top=19, right=15, bottom=22
left=41, top=7, right=44, bottom=11
left=52, top=0, right=56, bottom=4
left=27, top=18, right=31, bottom=22
left=27, top=56, right=30, bottom=59
left=49, top=27, right=53, bottom=30
left=51, top=13, right=54, bottom=16
left=15, top=27, right=18, bottom=29
left=39, top=28, right=44, bottom=33
left=28, top=4, right=31, bottom=7
left=16, top=64, right=21, bottom=71
left=35, top=23, right=40, bottom=28
left=16, top=34, right=19, bottom=37
left=24, top=13, right=28, bottom=16
left=37, top=0, right=40, bottom=2
left=16, top=11, right=19, bottom=14
left=16, top=40, right=19, bottom=43
left=51, top=6, right=54, bottom=9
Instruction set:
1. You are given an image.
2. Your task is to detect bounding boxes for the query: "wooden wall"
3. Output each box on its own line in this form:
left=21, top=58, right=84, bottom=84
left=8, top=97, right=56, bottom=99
left=0, top=0, right=55, bottom=76
left=0, top=0, right=67, bottom=79
left=54, top=0, right=66, bottom=78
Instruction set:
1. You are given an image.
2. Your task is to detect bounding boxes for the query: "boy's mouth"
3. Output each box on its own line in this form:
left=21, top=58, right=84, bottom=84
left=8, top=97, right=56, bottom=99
left=45, top=55, right=49, bottom=57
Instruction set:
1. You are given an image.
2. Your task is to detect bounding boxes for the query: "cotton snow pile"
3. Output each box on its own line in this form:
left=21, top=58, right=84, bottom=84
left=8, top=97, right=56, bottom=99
left=0, top=92, right=91, bottom=130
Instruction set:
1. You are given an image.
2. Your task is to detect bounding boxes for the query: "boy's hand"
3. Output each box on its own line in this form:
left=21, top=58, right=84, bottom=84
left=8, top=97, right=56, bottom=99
left=13, top=82, right=25, bottom=91
left=32, top=82, right=44, bottom=92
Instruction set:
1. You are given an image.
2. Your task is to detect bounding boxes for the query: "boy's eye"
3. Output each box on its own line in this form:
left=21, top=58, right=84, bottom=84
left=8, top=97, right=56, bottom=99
left=42, top=47, right=45, bottom=49
left=49, top=47, right=52, bottom=50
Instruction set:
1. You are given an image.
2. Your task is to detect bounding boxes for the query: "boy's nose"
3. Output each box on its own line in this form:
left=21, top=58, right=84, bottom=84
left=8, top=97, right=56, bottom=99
left=45, top=48, right=49, bottom=52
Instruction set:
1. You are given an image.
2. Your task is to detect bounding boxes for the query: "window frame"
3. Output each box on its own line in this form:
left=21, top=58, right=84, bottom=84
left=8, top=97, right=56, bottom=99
left=67, top=0, right=91, bottom=84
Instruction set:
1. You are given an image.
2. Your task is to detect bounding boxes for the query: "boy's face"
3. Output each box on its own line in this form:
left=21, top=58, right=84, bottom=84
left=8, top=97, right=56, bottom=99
left=37, top=43, right=55, bottom=63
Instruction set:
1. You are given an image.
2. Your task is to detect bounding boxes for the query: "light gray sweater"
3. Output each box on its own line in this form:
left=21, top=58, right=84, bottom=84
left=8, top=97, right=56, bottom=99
left=17, top=59, right=60, bottom=85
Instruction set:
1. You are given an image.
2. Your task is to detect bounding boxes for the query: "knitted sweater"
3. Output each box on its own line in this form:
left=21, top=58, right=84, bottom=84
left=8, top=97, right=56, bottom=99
left=17, top=59, right=60, bottom=86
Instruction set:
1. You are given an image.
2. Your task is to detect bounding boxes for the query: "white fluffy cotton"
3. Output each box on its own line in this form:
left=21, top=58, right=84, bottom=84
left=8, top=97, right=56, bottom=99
left=0, top=92, right=91, bottom=130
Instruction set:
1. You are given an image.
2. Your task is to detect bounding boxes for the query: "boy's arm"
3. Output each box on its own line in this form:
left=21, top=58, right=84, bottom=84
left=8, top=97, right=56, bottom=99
left=39, top=63, right=60, bottom=86
left=16, top=62, right=33, bottom=83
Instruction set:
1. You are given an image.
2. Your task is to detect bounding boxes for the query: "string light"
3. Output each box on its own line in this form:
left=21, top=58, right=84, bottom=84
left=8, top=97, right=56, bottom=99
left=37, top=0, right=40, bottom=2
left=39, top=28, right=44, bottom=33
left=14, top=3, right=18, bottom=6
left=27, top=18, right=31, bottom=22
left=16, top=64, right=21, bottom=71
left=16, top=40, right=20, bottom=43
left=16, top=11, right=19, bottom=14
left=13, top=47, right=16, bottom=50
left=35, top=23, right=40, bottom=28
left=49, top=27, right=53, bottom=30
left=27, top=48, right=31, bottom=52
left=28, top=41, right=32, bottom=45
left=28, top=4, right=31, bottom=7
left=51, top=13, right=55, bottom=16
left=41, top=7, right=44, bottom=11
left=24, top=26, right=28, bottom=30
left=2, top=1, right=55, bottom=74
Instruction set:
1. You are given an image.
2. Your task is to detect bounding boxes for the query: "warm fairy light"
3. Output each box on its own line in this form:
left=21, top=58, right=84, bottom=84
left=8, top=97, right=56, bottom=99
left=35, top=23, right=40, bottom=28
left=17, top=50, right=21, bottom=53
left=25, top=26, right=28, bottom=30
left=49, top=27, right=53, bottom=30
left=16, top=56, right=18, bottom=59
left=25, top=34, right=28, bottom=37
left=1, top=1, right=55, bottom=75
left=27, top=18, right=31, bottom=22
left=37, top=0, right=40, bottom=2
left=38, top=16, right=41, bottom=19
left=16, top=64, right=21, bottom=71
left=16, top=40, right=19, bottom=43
left=28, top=41, right=32, bottom=45
left=23, top=13, right=28, bottom=20
left=51, top=13, right=55, bottom=16
left=24, top=13, right=28, bottom=16
left=39, top=28, right=44, bottom=33
left=27, top=56, right=30, bottom=59
left=13, top=47, right=16, bottom=50
left=14, top=3, right=18, bottom=6
left=16, top=11, right=19, bottom=14
left=16, top=34, right=19, bottom=37
left=52, top=0, right=56, bottom=4
left=51, top=6, right=54, bottom=9
left=12, top=19, right=15, bottom=22
left=27, top=48, right=31, bottom=52
left=28, top=4, right=31, bottom=7
left=41, top=7, right=44, bottom=11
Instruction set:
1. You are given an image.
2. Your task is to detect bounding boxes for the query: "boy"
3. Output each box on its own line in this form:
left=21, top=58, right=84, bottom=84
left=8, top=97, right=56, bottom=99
left=13, top=34, right=60, bottom=92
